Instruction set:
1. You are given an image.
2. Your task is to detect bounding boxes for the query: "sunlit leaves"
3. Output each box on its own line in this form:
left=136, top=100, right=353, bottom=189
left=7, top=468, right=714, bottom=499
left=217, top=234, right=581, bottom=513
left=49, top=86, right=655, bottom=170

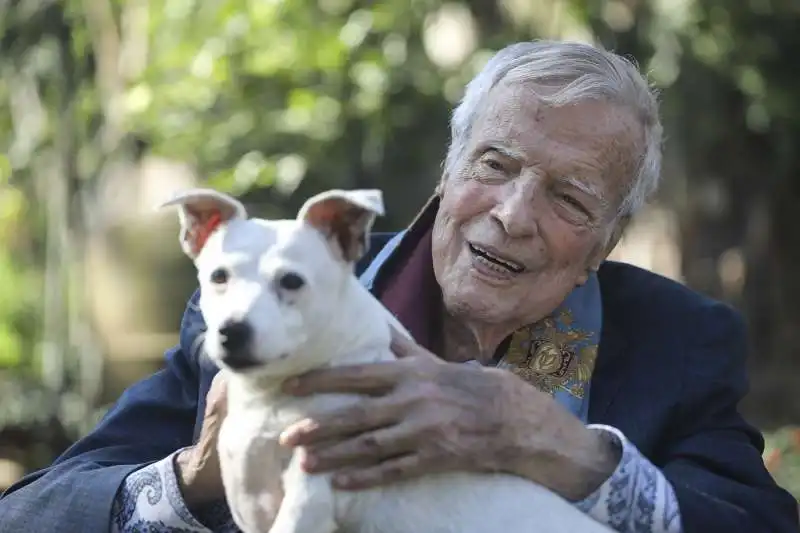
left=118, top=0, right=473, bottom=194
left=763, top=427, right=800, bottom=498
left=0, top=246, right=38, bottom=369
left=0, top=323, right=22, bottom=367
left=232, top=150, right=272, bottom=192
left=0, top=186, right=24, bottom=229
left=0, top=156, right=11, bottom=185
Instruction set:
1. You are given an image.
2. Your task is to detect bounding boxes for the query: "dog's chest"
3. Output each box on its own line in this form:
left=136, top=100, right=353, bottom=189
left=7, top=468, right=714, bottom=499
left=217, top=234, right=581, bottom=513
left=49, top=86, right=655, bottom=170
left=217, top=406, right=293, bottom=503
left=218, top=393, right=361, bottom=512
left=219, top=393, right=359, bottom=465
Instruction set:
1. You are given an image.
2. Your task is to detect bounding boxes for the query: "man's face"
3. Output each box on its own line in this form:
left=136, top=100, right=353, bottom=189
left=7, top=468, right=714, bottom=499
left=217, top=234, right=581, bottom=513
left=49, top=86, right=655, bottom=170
left=432, top=79, right=641, bottom=327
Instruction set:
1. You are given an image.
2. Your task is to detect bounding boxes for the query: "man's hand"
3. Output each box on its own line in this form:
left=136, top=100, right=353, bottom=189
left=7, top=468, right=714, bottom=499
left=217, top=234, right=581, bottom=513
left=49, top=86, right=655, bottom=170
left=175, top=372, right=228, bottom=508
left=279, top=329, right=620, bottom=499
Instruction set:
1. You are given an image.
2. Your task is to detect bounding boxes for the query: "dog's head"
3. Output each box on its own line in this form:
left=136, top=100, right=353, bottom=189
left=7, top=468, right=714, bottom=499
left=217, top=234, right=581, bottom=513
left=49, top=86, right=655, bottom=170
left=161, top=188, right=384, bottom=377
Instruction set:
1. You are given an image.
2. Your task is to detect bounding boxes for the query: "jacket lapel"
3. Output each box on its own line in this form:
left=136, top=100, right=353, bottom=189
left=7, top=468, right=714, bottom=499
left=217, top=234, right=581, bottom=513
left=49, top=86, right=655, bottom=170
left=587, top=289, right=631, bottom=424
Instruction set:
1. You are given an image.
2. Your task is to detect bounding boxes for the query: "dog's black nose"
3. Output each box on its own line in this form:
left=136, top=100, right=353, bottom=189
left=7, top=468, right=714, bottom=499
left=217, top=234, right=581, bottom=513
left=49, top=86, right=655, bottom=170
left=220, top=319, right=252, bottom=351
left=219, top=320, right=255, bottom=369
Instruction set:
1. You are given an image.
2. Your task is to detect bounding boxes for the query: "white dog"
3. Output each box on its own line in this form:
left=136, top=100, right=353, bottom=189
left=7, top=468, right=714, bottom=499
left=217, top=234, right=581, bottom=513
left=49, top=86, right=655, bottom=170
left=161, top=188, right=613, bottom=533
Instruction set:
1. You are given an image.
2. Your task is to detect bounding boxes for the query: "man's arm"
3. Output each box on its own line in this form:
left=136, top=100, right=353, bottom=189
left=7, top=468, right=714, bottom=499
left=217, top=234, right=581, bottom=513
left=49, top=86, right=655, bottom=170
left=110, top=450, right=237, bottom=532
left=575, top=303, right=797, bottom=533
left=661, top=303, right=797, bottom=533
left=0, top=291, right=210, bottom=533
left=575, top=426, right=682, bottom=533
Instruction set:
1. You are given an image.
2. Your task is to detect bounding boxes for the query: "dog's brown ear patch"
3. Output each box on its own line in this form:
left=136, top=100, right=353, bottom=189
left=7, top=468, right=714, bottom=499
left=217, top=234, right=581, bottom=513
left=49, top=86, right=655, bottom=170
left=185, top=209, right=223, bottom=257
left=159, top=189, right=247, bottom=259
left=298, top=189, right=384, bottom=263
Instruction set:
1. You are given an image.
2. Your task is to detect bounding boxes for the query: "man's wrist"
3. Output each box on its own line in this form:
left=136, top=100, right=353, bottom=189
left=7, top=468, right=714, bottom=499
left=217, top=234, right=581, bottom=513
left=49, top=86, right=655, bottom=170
left=175, top=447, right=222, bottom=508
left=565, top=426, right=623, bottom=500
left=510, top=422, right=621, bottom=502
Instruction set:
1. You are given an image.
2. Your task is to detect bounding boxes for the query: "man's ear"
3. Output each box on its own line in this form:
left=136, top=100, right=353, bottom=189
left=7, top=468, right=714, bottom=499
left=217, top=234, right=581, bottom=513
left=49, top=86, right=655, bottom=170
left=297, top=189, right=385, bottom=263
left=159, top=188, right=247, bottom=259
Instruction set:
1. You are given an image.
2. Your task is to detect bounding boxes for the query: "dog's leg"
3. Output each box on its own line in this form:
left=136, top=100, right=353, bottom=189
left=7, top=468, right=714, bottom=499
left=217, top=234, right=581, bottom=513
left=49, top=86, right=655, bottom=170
left=220, top=433, right=287, bottom=533
left=223, top=462, right=284, bottom=533
left=268, top=452, right=337, bottom=533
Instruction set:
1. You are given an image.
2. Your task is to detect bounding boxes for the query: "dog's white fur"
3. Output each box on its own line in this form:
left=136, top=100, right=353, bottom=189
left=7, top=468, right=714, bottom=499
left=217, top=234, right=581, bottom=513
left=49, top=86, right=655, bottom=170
left=161, top=188, right=613, bottom=533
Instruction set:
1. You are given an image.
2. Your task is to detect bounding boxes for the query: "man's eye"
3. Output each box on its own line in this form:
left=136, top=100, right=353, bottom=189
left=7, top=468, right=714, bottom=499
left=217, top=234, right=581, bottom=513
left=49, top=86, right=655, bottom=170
left=483, top=159, right=505, bottom=172
left=555, top=194, right=593, bottom=223
left=210, top=268, right=230, bottom=285
left=559, top=194, right=583, bottom=209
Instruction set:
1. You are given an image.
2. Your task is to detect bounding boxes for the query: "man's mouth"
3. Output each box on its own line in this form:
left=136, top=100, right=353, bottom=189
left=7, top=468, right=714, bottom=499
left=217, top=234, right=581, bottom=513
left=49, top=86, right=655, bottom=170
left=467, top=243, right=525, bottom=273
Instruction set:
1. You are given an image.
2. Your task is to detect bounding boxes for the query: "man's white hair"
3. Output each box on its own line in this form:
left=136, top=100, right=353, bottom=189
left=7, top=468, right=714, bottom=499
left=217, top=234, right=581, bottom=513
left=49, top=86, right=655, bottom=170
left=444, top=40, right=663, bottom=217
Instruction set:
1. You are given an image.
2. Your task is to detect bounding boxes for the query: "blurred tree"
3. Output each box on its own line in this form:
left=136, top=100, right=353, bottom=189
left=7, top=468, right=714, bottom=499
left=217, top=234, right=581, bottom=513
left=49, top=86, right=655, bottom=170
left=582, top=0, right=800, bottom=427
left=680, top=1, right=800, bottom=428
left=2, top=0, right=800, bottom=483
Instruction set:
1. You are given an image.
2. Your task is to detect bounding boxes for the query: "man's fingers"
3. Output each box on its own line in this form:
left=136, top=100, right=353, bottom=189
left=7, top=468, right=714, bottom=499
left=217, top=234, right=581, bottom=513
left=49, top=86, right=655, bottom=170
left=389, top=325, right=417, bottom=358
left=332, top=453, right=426, bottom=491
left=301, top=422, right=416, bottom=473
left=279, top=397, right=399, bottom=447
left=283, top=362, right=403, bottom=396
left=205, top=373, right=229, bottom=417
left=208, top=372, right=228, bottom=396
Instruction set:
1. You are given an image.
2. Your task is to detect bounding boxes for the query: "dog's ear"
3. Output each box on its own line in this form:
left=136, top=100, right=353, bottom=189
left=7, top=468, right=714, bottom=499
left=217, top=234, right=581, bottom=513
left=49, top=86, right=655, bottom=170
left=159, top=188, right=247, bottom=259
left=298, top=189, right=385, bottom=262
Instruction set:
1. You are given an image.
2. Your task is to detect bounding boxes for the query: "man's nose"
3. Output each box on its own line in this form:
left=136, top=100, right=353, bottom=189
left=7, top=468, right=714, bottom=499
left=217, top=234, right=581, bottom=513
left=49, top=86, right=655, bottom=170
left=218, top=319, right=256, bottom=369
left=490, top=179, right=539, bottom=238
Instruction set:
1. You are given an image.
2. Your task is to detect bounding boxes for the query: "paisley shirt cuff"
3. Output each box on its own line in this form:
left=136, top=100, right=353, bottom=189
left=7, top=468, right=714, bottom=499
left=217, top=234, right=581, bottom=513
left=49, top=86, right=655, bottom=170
left=110, top=449, right=238, bottom=532
left=575, top=424, right=683, bottom=533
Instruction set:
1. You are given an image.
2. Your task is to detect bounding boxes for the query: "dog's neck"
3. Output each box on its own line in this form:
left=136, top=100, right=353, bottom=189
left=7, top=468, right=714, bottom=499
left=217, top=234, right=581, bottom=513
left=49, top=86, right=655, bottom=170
left=306, top=276, right=394, bottom=361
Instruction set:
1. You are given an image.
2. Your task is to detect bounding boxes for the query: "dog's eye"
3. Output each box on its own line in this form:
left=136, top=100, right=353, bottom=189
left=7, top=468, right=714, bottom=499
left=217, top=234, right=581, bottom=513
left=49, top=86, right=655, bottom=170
left=277, top=272, right=305, bottom=291
left=210, top=268, right=230, bottom=285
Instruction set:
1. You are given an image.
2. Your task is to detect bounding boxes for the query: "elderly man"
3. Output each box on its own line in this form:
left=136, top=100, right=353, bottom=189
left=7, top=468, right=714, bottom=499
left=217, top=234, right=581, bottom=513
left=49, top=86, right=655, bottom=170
left=1, top=40, right=796, bottom=533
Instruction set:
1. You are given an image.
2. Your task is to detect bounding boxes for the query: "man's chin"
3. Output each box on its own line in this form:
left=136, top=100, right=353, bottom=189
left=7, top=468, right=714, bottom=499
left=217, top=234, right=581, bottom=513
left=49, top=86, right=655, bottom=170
left=441, top=288, right=517, bottom=325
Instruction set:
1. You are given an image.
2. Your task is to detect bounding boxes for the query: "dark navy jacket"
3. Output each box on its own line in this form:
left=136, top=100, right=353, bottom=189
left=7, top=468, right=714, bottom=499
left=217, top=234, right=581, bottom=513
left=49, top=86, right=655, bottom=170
left=1, top=232, right=797, bottom=533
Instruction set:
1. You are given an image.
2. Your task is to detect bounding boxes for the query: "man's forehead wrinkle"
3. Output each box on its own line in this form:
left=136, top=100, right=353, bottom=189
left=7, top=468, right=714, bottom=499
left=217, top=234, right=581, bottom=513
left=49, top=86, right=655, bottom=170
left=474, top=105, right=541, bottom=162
left=487, top=78, right=640, bottom=145
left=471, top=77, right=642, bottom=209
left=561, top=175, right=602, bottom=198
left=477, top=80, right=540, bottom=130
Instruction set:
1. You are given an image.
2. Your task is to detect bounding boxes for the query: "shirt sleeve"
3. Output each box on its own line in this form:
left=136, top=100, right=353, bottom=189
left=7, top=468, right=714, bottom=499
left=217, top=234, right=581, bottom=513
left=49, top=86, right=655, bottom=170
left=574, top=424, right=683, bottom=533
left=110, top=450, right=239, bottom=533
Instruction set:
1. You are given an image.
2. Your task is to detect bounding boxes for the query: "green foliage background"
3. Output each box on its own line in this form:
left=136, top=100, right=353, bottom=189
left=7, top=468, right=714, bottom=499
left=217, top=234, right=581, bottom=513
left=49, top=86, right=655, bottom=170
left=2, top=0, right=800, bottom=498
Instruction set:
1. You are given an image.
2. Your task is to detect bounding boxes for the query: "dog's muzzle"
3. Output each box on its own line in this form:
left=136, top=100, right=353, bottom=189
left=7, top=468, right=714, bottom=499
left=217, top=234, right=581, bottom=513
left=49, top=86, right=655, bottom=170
left=219, top=319, right=257, bottom=370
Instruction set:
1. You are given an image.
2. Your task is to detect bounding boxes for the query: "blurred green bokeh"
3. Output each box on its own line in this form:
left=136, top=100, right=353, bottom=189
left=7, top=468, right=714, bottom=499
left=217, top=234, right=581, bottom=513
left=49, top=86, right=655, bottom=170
left=764, top=427, right=800, bottom=498
left=1, top=0, right=800, bottom=501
